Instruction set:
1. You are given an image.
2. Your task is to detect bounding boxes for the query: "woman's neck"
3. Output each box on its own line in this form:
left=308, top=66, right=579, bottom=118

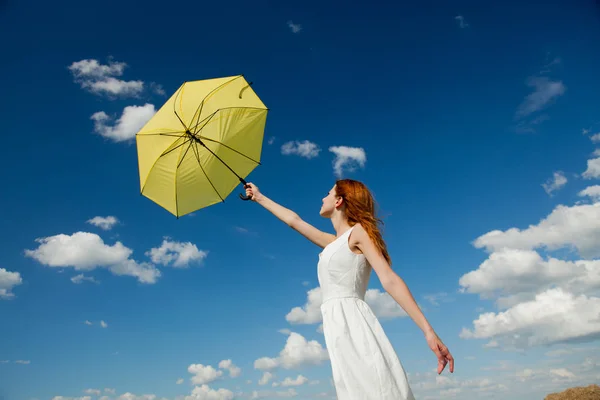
left=331, top=212, right=352, bottom=237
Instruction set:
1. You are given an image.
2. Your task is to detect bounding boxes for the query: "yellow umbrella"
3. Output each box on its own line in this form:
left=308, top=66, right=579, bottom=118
left=135, top=75, right=268, bottom=217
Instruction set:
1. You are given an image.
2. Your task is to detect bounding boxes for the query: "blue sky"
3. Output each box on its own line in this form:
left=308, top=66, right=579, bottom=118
left=2, top=0, right=600, bottom=399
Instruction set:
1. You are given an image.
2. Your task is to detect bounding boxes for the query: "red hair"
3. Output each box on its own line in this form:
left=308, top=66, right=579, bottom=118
left=335, top=179, right=391, bottom=265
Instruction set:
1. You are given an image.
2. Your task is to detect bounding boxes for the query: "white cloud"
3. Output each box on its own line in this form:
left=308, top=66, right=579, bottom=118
left=14, top=360, right=30, bottom=364
left=472, top=201, right=600, bottom=259
left=258, top=372, right=274, bottom=386
left=460, top=288, right=600, bottom=348
left=516, top=77, right=566, bottom=118
left=328, top=146, right=366, bottom=177
left=84, top=320, right=92, bottom=326
left=281, top=140, right=320, bottom=159
left=287, top=21, right=302, bottom=33
left=582, top=156, right=600, bottom=179
left=253, top=332, right=328, bottom=370
left=116, top=393, right=160, bottom=400
left=104, top=388, right=116, bottom=395
left=541, top=171, right=567, bottom=195
left=87, top=216, right=119, bottom=230
left=579, top=185, right=600, bottom=201
left=84, top=389, right=101, bottom=396
left=52, top=397, right=91, bottom=400
left=100, top=320, right=108, bottom=328
left=280, top=375, right=308, bottom=387
left=146, top=238, right=208, bottom=268
left=24, top=231, right=161, bottom=284
left=285, top=287, right=406, bottom=325
left=71, top=274, right=99, bottom=284
left=188, top=364, right=223, bottom=385
left=267, top=137, right=275, bottom=145
left=218, top=359, right=241, bottom=377
left=250, top=388, right=298, bottom=399
left=68, top=59, right=144, bottom=97
left=590, top=133, right=600, bottom=143
left=91, top=104, right=156, bottom=143
left=176, top=378, right=184, bottom=385
left=184, top=385, right=234, bottom=400
left=458, top=248, right=600, bottom=308
left=0, top=267, right=22, bottom=299
left=454, top=15, right=468, bottom=28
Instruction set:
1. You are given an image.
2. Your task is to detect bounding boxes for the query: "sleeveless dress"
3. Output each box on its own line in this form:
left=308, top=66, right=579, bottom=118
left=318, top=226, right=415, bottom=400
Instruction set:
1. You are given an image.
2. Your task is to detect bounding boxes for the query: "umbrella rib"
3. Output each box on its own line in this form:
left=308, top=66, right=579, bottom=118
left=197, top=136, right=261, bottom=165
left=160, top=137, right=192, bottom=158
left=191, top=141, right=225, bottom=203
left=188, top=76, right=242, bottom=134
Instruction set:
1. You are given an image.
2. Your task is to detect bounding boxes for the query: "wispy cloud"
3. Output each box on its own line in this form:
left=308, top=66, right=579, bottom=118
left=513, top=57, right=565, bottom=133
left=281, top=140, right=321, bottom=159
left=455, top=15, right=468, bottom=28
left=87, top=216, right=119, bottom=230
left=68, top=59, right=144, bottom=98
left=91, top=104, right=156, bottom=143
left=541, top=171, right=567, bottom=196
left=329, top=146, right=367, bottom=177
left=287, top=21, right=302, bottom=34
left=71, top=274, right=100, bottom=284
left=516, top=77, right=566, bottom=118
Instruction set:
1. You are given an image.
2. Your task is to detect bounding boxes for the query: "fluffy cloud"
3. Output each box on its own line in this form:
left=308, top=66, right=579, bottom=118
left=458, top=248, right=600, bottom=308
left=91, top=104, right=156, bottom=143
left=87, top=216, right=119, bottom=230
left=582, top=156, right=600, bottom=179
left=328, top=146, right=366, bottom=177
left=279, top=375, right=308, bottom=387
left=541, top=171, right=567, bottom=195
left=184, top=385, right=234, bottom=400
left=258, top=372, right=274, bottom=386
left=280, top=140, right=320, bottom=159
left=253, top=332, right=328, bottom=370
left=218, top=359, right=241, bottom=378
left=24, top=232, right=161, bottom=284
left=0, top=267, right=22, bottom=299
left=68, top=59, right=144, bottom=97
left=579, top=185, right=600, bottom=200
left=460, top=288, right=600, bottom=348
left=515, top=77, right=566, bottom=118
left=472, top=201, right=600, bottom=259
left=285, top=287, right=406, bottom=325
left=146, top=238, right=208, bottom=268
left=188, top=364, right=223, bottom=385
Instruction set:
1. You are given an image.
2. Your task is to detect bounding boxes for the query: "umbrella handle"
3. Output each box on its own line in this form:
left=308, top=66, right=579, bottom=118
left=239, top=181, right=253, bottom=201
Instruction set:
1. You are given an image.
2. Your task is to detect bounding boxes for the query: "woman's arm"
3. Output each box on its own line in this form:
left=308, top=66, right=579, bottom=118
left=245, top=183, right=336, bottom=248
left=352, top=223, right=454, bottom=374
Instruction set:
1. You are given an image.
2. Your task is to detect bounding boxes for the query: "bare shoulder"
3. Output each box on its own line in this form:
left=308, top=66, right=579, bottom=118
left=348, top=223, right=368, bottom=254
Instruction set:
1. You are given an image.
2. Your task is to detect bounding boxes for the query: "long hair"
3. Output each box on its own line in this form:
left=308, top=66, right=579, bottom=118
left=335, top=179, right=391, bottom=265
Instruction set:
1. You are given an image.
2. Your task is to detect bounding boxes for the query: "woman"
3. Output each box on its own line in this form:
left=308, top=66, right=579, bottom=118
left=244, top=179, right=454, bottom=399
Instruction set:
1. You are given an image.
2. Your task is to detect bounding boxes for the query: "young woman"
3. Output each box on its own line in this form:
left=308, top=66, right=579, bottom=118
left=244, top=179, right=454, bottom=399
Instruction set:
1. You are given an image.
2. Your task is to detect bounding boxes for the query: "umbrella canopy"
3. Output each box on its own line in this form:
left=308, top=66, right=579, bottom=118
left=136, top=75, right=268, bottom=217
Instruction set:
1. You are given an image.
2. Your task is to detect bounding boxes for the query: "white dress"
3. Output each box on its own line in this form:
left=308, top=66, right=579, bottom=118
left=318, top=226, right=415, bottom=400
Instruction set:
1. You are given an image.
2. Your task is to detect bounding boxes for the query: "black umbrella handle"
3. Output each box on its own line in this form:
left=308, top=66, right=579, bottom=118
left=239, top=179, right=253, bottom=201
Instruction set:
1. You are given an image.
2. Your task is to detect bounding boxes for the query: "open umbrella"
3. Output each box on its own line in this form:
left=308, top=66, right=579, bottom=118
left=135, top=75, right=268, bottom=217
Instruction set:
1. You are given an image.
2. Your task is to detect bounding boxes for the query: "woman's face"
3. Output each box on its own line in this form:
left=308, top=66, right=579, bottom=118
left=320, top=185, right=339, bottom=217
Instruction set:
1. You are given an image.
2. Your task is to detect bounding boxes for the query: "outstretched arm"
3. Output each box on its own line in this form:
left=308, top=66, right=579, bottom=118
left=245, top=183, right=336, bottom=249
left=352, top=224, right=455, bottom=374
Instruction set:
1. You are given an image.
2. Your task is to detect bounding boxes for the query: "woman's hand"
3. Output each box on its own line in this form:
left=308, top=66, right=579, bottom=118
left=244, top=183, right=263, bottom=202
left=425, top=330, right=454, bottom=374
